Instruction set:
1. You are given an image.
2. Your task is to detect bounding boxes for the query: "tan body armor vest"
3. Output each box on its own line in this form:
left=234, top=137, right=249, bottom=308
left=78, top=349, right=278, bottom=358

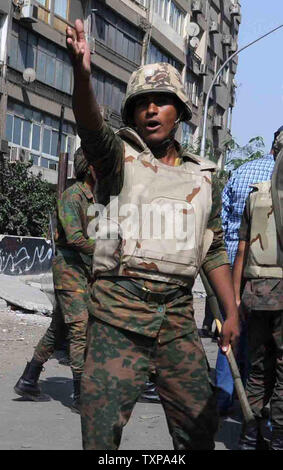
left=88, top=128, right=216, bottom=286
left=244, top=181, right=283, bottom=279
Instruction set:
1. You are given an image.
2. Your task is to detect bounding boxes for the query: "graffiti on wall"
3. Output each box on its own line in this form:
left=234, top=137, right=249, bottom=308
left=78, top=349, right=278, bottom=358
left=0, top=236, right=53, bottom=275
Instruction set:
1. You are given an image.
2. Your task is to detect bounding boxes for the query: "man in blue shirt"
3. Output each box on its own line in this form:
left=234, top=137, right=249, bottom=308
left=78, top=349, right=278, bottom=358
left=216, top=127, right=283, bottom=415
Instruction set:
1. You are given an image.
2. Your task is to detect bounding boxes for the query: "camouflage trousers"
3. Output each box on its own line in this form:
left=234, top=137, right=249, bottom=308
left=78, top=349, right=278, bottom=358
left=81, top=318, right=218, bottom=450
left=245, top=309, right=283, bottom=429
left=33, top=290, right=89, bottom=375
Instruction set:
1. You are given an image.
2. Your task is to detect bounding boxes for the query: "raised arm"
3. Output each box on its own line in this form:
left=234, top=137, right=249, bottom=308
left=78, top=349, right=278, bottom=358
left=66, top=20, right=124, bottom=200
left=66, top=19, right=103, bottom=132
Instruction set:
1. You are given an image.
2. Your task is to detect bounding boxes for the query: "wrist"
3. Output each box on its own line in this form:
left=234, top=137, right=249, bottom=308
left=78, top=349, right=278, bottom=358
left=73, top=66, right=91, bottom=82
left=225, top=309, right=239, bottom=320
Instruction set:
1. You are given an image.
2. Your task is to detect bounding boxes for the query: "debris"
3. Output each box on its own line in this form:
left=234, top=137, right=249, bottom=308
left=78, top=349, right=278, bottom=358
left=0, top=275, right=53, bottom=315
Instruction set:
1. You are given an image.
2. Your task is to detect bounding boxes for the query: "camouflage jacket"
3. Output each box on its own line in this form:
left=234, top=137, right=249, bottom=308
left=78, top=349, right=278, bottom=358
left=53, top=181, right=95, bottom=291
left=78, top=122, right=229, bottom=335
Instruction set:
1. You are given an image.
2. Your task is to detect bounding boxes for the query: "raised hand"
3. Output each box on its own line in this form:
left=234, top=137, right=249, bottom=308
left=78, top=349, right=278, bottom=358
left=66, top=19, right=91, bottom=79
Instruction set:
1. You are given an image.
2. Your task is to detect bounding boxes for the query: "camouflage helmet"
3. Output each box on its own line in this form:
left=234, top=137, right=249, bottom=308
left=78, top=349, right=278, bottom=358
left=121, top=62, right=192, bottom=126
left=74, top=147, right=89, bottom=180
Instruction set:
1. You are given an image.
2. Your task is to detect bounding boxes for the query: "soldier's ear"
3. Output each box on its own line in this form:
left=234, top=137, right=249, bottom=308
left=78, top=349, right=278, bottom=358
left=174, top=111, right=184, bottom=125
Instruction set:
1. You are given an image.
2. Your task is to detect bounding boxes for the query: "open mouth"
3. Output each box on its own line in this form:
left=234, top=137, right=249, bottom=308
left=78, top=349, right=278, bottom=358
left=145, top=120, right=161, bottom=132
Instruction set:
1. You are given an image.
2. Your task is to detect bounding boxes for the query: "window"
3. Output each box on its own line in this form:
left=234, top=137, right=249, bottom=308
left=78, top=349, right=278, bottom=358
left=92, top=1, right=143, bottom=65
left=133, top=0, right=149, bottom=8
left=35, top=0, right=50, bottom=24
left=8, top=22, right=73, bottom=94
left=36, top=0, right=49, bottom=6
left=54, top=0, right=69, bottom=19
left=91, top=68, right=126, bottom=116
left=147, top=42, right=182, bottom=72
left=6, top=100, right=76, bottom=170
left=31, top=154, right=39, bottom=166
left=35, top=1, right=69, bottom=25
left=182, top=122, right=194, bottom=146
left=186, top=71, right=199, bottom=107
left=154, top=0, right=185, bottom=35
left=207, top=48, right=216, bottom=73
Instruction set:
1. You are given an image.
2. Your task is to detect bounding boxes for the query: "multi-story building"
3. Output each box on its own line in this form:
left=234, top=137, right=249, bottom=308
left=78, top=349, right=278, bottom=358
left=0, top=0, right=241, bottom=183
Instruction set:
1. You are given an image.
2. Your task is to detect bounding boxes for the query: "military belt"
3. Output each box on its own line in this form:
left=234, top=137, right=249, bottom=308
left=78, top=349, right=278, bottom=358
left=108, top=278, right=190, bottom=305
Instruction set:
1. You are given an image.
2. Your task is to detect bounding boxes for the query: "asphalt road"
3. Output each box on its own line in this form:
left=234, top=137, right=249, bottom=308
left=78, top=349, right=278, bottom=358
left=0, top=280, right=244, bottom=451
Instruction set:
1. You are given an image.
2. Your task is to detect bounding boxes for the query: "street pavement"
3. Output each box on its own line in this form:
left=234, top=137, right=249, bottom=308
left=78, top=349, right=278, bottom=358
left=0, top=277, right=243, bottom=450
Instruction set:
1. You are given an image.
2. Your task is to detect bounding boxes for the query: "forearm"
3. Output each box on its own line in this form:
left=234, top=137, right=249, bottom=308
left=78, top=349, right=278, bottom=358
left=66, top=20, right=103, bottom=132
left=206, top=264, right=238, bottom=319
left=232, top=240, right=248, bottom=303
left=72, top=70, right=103, bottom=132
left=65, top=233, right=94, bottom=255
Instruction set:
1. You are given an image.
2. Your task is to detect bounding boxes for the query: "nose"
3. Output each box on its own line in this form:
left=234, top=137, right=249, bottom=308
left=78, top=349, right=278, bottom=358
left=146, top=101, right=158, bottom=115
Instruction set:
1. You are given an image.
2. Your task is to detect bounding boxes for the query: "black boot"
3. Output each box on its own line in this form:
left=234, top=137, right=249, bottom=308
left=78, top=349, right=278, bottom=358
left=238, top=419, right=267, bottom=450
left=14, top=359, right=49, bottom=401
left=270, top=429, right=283, bottom=450
left=70, top=373, right=81, bottom=413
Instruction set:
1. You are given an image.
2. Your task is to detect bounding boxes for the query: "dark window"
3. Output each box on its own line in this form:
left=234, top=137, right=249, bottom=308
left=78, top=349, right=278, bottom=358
left=91, top=68, right=126, bottom=115
left=8, top=22, right=73, bottom=94
left=41, top=157, right=49, bottom=168
left=13, top=117, right=22, bottom=145
left=43, top=128, right=51, bottom=154
left=147, top=42, right=182, bottom=72
left=31, top=154, right=39, bottom=166
left=91, top=1, right=142, bottom=65
left=32, top=124, right=40, bottom=151
left=22, top=121, right=31, bottom=148
left=51, top=131, right=59, bottom=156
left=6, top=114, right=13, bottom=142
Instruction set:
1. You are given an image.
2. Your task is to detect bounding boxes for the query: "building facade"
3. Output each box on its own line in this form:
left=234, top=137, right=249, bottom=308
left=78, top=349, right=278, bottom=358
left=0, top=0, right=241, bottom=183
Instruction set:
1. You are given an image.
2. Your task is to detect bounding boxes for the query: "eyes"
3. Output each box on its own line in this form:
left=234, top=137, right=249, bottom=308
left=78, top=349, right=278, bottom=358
left=134, top=95, right=174, bottom=110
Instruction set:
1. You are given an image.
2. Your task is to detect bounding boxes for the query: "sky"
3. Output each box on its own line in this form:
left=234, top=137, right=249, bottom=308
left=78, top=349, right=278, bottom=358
left=232, top=0, right=283, bottom=152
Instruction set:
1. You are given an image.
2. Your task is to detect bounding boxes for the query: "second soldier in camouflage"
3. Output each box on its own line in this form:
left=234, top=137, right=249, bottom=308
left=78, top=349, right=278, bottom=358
left=14, top=148, right=96, bottom=412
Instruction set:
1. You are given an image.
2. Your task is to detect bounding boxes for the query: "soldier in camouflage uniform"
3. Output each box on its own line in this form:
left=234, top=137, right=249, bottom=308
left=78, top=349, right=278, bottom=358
left=14, top=148, right=96, bottom=412
left=66, top=20, right=239, bottom=449
left=233, top=132, right=283, bottom=450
